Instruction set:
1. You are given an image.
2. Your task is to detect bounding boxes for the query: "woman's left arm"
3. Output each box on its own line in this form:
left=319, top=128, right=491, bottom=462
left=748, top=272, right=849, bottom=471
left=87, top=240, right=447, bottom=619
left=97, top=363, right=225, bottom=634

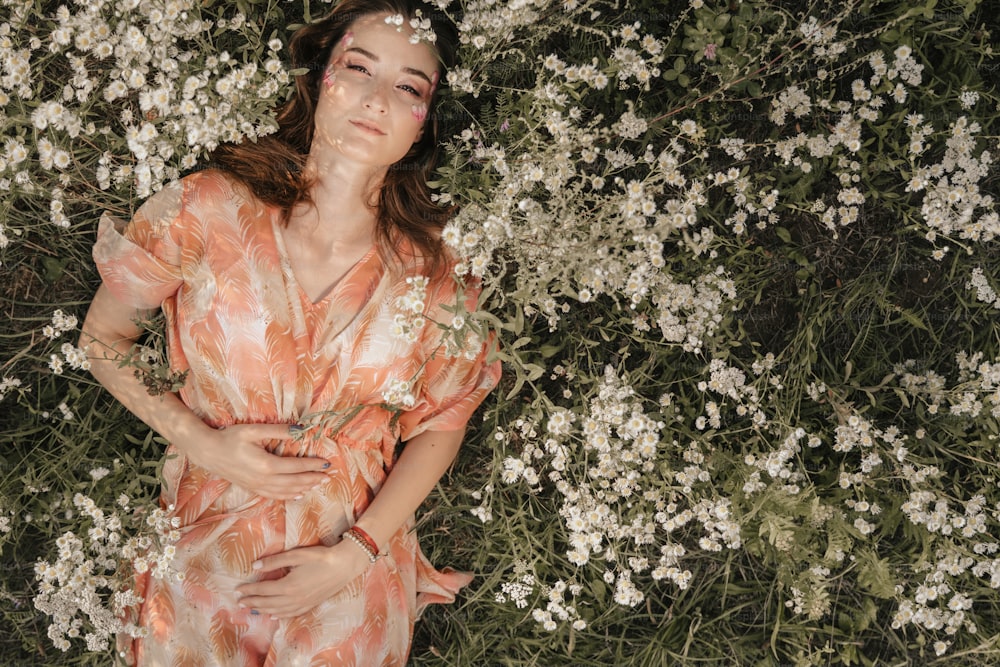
left=353, top=427, right=466, bottom=548
left=236, top=428, right=466, bottom=617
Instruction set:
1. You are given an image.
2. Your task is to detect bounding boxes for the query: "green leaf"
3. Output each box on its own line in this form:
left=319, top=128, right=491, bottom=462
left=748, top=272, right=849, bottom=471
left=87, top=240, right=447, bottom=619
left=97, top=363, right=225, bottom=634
left=41, top=257, right=68, bottom=284
left=524, top=363, right=544, bottom=381
left=511, top=336, right=532, bottom=349
left=896, top=308, right=928, bottom=331
left=856, top=550, right=896, bottom=599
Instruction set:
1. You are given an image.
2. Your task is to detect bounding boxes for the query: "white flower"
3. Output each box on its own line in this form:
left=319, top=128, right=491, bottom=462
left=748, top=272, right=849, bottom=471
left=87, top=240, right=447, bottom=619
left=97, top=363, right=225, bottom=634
left=959, top=89, right=979, bottom=109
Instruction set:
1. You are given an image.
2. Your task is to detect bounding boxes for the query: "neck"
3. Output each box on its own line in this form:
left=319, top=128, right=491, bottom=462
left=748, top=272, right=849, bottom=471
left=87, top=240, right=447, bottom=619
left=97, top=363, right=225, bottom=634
left=294, top=146, right=387, bottom=249
left=307, top=143, right=388, bottom=209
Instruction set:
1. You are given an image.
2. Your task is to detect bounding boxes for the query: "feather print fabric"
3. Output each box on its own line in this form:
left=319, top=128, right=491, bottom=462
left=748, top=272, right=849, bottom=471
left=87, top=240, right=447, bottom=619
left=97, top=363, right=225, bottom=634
left=93, top=171, right=500, bottom=666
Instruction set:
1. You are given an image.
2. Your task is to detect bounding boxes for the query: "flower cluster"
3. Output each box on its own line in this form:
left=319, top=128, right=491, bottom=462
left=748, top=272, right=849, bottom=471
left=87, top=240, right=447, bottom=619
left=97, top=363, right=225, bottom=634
left=496, top=366, right=742, bottom=624
left=41, top=309, right=78, bottom=340
left=531, top=579, right=587, bottom=631
left=0, top=0, right=289, bottom=268
left=390, top=275, right=428, bottom=344
left=697, top=358, right=764, bottom=429
left=494, top=560, right=534, bottom=609
left=914, top=116, right=996, bottom=246
left=380, top=377, right=416, bottom=411
left=49, top=343, right=91, bottom=376
left=442, top=129, right=736, bottom=345
left=743, top=428, right=815, bottom=496
left=892, top=479, right=996, bottom=648
left=894, top=352, right=1000, bottom=421
left=384, top=10, right=436, bottom=45
left=33, top=493, right=180, bottom=653
left=966, top=268, right=1000, bottom=309
left=0, top=375, right=23, bottom=402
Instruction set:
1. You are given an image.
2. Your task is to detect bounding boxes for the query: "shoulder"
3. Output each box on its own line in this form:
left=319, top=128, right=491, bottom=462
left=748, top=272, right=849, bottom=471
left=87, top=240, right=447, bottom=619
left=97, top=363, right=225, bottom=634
left=131, top=170, right=270, bottom=247
left=173, top=168, right=261, bottom=211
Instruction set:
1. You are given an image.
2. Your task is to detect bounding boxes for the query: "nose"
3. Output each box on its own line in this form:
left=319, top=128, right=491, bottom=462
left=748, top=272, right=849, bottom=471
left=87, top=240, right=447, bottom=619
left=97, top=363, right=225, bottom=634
left=363, top=83, right=389, bottom=114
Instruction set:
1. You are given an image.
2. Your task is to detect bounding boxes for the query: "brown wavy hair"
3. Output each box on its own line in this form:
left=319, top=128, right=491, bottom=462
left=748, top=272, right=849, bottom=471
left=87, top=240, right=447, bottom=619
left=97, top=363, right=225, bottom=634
left=210, top=0, right=459, bottom=275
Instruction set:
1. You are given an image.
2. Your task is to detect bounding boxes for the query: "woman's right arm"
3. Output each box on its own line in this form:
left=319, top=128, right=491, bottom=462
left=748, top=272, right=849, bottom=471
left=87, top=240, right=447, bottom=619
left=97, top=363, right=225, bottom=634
left=80, top=284, right=330, bottom=500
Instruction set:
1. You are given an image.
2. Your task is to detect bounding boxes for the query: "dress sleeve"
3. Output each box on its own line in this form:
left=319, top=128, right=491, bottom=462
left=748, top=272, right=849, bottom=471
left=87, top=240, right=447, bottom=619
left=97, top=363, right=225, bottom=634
left=397, top=279, right=502, bottom=441
left=92, top=179, right=188, bottom=310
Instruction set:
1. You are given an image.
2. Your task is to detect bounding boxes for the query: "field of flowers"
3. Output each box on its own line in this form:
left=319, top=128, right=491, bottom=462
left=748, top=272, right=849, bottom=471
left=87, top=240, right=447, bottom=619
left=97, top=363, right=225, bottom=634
left=1, top=0, right=998, bottom=664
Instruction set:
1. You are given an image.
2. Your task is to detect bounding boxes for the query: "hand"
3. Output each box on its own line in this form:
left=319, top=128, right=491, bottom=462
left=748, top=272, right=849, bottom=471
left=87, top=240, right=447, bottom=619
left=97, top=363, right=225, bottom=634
left=187, top=423, right=331, bottom=500
left=235, top=542, right=372, bottom=619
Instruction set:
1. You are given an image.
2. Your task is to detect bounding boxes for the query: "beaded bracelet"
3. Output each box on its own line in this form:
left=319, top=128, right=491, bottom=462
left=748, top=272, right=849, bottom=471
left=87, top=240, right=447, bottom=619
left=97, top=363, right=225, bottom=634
left=350, top=525, right=379, bottom=557
left=342, top=527, right=378, bottom=563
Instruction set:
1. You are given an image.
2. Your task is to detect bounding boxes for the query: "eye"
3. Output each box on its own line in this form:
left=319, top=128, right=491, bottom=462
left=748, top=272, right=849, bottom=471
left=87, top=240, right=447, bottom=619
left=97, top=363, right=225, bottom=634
left=398, top=84, right=421, bottom=97
left=345, top=60, right=369, bottom=74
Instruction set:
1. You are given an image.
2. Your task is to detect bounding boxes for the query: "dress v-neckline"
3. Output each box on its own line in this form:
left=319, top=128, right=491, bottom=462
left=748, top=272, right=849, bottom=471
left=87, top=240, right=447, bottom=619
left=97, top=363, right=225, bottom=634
left=271, top=214, right=377, bottom=309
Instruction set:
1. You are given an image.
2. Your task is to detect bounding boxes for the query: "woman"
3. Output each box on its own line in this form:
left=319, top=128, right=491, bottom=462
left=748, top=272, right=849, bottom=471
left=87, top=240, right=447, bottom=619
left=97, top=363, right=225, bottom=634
left=80, top=1, right=500, bottom=664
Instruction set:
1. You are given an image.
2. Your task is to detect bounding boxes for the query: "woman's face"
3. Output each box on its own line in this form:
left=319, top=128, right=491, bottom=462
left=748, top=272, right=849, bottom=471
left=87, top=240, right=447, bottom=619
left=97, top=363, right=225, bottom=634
left=311, top=12, right=439, bottom=170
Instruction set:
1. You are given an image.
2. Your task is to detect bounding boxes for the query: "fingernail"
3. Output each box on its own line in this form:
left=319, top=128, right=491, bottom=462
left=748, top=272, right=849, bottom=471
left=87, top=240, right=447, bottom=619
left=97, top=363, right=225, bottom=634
left=294, top=494, right=303, bottom=500
left=322, top=462, right=330, bottom=469
left=252, top=561, right=262, bottom=570
left=250, top=609, right=260, bottom=615
left=289, top=423, right=305, bottom=433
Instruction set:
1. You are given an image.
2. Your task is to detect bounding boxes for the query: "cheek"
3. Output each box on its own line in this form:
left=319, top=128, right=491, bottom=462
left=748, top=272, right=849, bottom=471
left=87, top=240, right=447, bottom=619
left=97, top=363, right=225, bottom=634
left=410, top=103, right=428, bottom=122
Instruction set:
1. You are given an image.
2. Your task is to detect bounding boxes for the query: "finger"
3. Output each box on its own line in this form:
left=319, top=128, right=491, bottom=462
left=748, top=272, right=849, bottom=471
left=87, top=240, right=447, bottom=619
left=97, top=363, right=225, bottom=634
left=253, top=481, right=325, bottom=501
left=270, top=456, right=334, bottom=474
left=238, top=579, right=284, bottom=598
left=256, top=489, right=307, bottom=501
left=244, top=599, right=301, bottom=619
left=229, top=474, right=312, bottom=499
left=240, top=422, right=305, bottom=442
left=260, top=598, right=314, bottom=619
left=252, top=551, right=301, bottom=574
left=242, top=595, right=307, bottom=617
left=239, top=595, right=276, bottom=613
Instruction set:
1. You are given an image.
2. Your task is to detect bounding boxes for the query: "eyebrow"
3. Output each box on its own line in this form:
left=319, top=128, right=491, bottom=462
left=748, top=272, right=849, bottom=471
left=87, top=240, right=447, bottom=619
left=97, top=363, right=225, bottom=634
left=345, top=46, right=434, bottom=86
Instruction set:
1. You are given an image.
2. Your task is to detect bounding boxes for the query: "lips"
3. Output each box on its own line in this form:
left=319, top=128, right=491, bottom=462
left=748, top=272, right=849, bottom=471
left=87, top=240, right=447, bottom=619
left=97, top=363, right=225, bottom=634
left=349, top=119, right=386, bottom=135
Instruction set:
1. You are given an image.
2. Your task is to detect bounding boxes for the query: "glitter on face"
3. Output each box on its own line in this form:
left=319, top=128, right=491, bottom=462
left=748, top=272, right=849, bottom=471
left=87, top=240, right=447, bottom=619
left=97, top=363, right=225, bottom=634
left=323, top=63, right=337, bottom=89
left=411, top=103, right=428, bottom=121
left=342, top=31, right=354, bottom=46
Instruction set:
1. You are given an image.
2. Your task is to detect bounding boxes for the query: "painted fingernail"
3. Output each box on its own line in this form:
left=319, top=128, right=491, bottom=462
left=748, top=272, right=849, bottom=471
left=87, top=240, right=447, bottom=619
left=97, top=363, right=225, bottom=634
left=252, top=560, right=262, bottom=570
left=250, top=609, right=260, bottom=616
left=289, top=423, right=305, bottom=433
left=322, top=462, right=331, bottom=469
left=294, top=494, right=303, bottom=500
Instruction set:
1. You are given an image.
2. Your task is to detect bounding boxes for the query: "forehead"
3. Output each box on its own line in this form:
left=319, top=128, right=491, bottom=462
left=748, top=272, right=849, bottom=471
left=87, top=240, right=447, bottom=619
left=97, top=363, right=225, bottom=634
left=337, top=12, right=438, bottom=68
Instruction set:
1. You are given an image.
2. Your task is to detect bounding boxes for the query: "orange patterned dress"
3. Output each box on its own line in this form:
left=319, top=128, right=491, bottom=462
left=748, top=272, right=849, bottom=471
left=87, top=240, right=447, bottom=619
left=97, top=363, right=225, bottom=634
left=93, top=170, right=500, bottom=666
